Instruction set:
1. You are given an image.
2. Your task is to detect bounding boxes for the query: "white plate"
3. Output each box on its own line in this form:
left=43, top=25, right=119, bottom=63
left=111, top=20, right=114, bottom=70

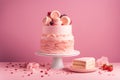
left=68, top=66, right=98, bottom=73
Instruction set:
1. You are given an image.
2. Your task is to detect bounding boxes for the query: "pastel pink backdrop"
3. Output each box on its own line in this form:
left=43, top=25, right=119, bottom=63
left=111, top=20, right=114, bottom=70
left=0, top=0, right=120, bottom=62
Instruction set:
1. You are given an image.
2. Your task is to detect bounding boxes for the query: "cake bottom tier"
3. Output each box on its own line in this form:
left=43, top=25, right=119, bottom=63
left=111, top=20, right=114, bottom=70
left=40, top=39, right=74, bottom=54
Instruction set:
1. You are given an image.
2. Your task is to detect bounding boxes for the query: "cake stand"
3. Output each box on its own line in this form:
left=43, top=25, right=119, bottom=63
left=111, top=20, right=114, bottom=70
left=35, top=50, right=80, bottom=69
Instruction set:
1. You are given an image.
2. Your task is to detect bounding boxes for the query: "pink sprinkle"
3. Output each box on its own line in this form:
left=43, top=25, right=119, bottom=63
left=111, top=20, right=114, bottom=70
left=40, top=64, right=45, bottom=67
left=15, top=64, right=18, bottom=66
left=40, top=70, right=43, bottom=73
left=11, top=72, right=13, bottom=74
left=12, top=65, right=14, bottom=67
left=9, top=62, right=12, bottom=64
left=15, top=69, right=17, bottom=71
left=45, top=72, right=48, bottom=75
left=27, top=74, right=30, bottom=76
left=41, top=75, right=44, bottom=77
left=6, top=66, right=9, bottom=68
left=47, top=68, right=51, bottom=71
left=20, top=66, right=23, bottom=68
left=98, top=71, right=102, bottom=74
left=42, top=64, right=45, bottom=67
left=31, top=72, right=33, bottom=74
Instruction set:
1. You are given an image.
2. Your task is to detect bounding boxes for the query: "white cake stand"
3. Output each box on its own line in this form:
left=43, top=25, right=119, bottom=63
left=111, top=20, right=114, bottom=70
left=35, top=50, right=80, bottom=69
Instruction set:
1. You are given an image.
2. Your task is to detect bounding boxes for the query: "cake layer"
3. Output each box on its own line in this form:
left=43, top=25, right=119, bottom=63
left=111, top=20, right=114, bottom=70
left=40, top=39, right=74, bottom=54
left=42, top=25, right=72, bottom=35
left=72, top=57, right=95, bottom=69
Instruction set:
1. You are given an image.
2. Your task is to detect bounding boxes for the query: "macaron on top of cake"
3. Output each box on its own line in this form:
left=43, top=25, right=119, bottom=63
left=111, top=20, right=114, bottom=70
left=42, top=10, right=71, bottom=26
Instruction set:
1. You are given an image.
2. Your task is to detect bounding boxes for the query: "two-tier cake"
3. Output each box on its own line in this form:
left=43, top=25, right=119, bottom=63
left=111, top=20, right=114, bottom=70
left=40, top=10, right=74, bottom=54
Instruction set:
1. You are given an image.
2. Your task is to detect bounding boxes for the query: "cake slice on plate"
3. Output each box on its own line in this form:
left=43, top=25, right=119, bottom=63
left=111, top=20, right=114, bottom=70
left=72, top=57, right=96, bottom=70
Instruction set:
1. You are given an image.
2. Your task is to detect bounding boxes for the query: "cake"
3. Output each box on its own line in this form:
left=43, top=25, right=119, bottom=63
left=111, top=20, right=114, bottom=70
left=72, top=57, right=95, bottom=69
left=40, top=10, right=74, bottom=54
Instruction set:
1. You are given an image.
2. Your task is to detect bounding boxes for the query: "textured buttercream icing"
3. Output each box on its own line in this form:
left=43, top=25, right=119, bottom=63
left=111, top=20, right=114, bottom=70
left=42, top=25, right=72, bottom=35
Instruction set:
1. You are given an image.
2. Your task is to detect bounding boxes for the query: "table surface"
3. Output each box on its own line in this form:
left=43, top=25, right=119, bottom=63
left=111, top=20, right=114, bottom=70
left=0, top=62, right=120, bottom=80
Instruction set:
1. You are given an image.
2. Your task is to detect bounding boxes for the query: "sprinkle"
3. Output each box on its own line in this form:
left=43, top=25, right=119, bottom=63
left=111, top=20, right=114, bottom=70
left=27, top=74, right=30, bottom=76
left=41, top=75, right=44, bottom=77
left=40, top=70, right=43, bottom=73
left=98, top=71, right=102, bottom=74
left=15, top=69, right=17, bottom=71
left=12, top=65, right=14, bottom=67
left=9, top=62, right=12, bottom=64
left=47, top=68, right=51, bottom=71
left=15, top=64, right=18, bottom=66
left=40, top=64, right=45, bottom=67
left=31, top=72, right=33, bottom=74
left=11, top=72, right=13, bottom=74
left=45, top=72, right=48, bottom=75
left=6, top=66, right=9, bottom=68
left=20, top=66, right=23, bottom=68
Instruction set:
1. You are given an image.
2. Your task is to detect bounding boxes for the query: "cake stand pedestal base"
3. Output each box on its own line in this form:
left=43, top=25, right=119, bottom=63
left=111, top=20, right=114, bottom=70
left=52, top=57, right=64, bottom=69
left=35, top=50, right=80, bottom=69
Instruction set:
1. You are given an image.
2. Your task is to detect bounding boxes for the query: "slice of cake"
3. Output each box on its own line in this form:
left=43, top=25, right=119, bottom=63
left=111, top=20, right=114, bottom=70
left=72, top=57, right=95, bottom=69
left=40, top=10, right=74, bottom=54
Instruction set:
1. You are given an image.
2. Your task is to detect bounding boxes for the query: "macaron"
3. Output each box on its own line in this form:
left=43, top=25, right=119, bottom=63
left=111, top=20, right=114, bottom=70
left=42, top=16, right=51, bottom=25
left=60, top=16, right=71, bottom=25
left=50, top=10, right=61, bottom=19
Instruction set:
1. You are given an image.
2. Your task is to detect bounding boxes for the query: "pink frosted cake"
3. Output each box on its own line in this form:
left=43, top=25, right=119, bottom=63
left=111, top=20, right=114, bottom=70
left=40, top=10, right=74, bottom=54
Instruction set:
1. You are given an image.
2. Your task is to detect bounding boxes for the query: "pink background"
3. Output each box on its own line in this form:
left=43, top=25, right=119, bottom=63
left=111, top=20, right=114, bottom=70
left=0, top=0, right=120, bottom=62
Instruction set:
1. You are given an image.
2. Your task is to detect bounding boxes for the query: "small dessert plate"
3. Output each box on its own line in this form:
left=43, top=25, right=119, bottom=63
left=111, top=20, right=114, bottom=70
left=68, top=66, right=98, bottom=73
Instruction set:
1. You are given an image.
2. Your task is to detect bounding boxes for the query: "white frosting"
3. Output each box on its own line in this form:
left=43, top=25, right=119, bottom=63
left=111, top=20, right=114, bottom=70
left=42, top=25, right=72, bottom=35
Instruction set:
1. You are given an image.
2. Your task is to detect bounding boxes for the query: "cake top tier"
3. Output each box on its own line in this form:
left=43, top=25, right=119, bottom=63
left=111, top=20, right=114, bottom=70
left=42, top=10, right=72, bottom=26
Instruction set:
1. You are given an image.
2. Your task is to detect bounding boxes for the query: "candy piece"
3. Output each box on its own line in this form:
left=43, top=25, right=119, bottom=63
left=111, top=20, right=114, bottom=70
left=50, top=10, right=61, bottom=19
left=42, top=16, right=51, bottom=25
left=60, top=16, right=71, bottom=25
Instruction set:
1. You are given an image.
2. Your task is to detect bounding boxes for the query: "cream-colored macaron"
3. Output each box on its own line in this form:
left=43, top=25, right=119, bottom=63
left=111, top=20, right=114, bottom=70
left=50, top=10, right=61, bottom=19
left=42, top=16, right=51, bottom=25
left=60, top=16, right=71, bottom=25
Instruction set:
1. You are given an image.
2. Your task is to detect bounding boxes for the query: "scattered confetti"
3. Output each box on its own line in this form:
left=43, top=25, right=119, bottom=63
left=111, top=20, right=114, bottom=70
left=11, top=72, right=13, bottom=74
